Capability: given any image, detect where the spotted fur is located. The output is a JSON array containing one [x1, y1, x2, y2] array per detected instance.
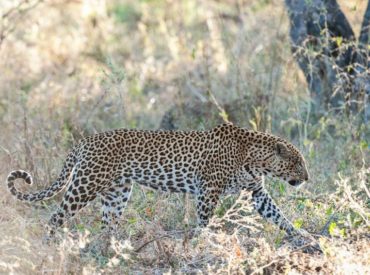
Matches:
[[6, 123, 309, 236]]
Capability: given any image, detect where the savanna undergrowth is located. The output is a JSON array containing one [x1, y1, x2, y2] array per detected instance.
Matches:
[[0, 0, 369, 273]]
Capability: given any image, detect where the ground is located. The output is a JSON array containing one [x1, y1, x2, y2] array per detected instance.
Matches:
[[0, 0, 369, 273]]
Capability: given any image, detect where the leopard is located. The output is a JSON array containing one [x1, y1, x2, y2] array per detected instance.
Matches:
[[6, 123, 310, 239]]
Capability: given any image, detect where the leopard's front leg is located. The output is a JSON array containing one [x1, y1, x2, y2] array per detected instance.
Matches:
[[252, 186, 297, 235], [196, 186, 221, 227], [252, 186, 322, 253]]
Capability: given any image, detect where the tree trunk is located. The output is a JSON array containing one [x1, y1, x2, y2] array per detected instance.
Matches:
[[285, 0, 369, 122]]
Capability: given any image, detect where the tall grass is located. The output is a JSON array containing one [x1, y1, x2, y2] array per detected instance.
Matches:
[[0, 0, 369, 273]]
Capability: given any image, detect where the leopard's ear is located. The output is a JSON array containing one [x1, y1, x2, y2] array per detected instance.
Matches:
[[275, 142, 290, 159]]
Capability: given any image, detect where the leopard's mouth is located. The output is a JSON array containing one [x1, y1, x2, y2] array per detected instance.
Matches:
[[288, 180, 303, 186]]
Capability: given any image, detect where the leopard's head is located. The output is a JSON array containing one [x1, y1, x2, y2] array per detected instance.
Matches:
[[269, 142, 309, 187]]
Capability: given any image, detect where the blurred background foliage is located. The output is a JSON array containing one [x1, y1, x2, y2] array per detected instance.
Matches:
[[1, 0, 368, 190], [0, 0, 369, 273]]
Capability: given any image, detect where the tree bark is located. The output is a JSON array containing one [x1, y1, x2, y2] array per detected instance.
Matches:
[[285, 0, 369, 122]]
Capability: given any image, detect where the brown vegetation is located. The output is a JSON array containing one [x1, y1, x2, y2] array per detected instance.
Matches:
[[0, 0, 369, 273]]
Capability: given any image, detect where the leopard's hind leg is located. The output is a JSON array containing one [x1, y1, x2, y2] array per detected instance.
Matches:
[[100, 179, 133, 233], [46, 164, 100, 239]]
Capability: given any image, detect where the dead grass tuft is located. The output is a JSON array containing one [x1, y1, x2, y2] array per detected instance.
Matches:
[[1, 0, 369, 273]]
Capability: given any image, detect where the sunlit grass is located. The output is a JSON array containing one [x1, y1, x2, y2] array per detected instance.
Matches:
[[0, 0, 369, 273]]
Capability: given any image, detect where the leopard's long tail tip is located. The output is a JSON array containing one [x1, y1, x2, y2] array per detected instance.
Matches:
[[6, 170, 33, 198]]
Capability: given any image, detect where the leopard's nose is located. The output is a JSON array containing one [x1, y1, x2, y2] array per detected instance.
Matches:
[[304, 171, 309, 182]]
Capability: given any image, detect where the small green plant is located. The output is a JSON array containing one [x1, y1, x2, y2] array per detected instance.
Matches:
[[111, 3, 140, 25], [215, 196, 237, 217]]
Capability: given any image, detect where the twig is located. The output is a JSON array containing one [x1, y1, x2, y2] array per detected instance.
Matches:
[[208, 90, 230, 123], [319, 197, 347, 235], [85, 88, 109, 127], [134, 228, 196, 253], [343, 184, 370, 226], [250, 259, 278, 275], [359, 160, 370, 199], [250, 242, 320, 275], [134, 234, 171, 253], [1, 0, 27, 19], [0, 0, 43, 48]]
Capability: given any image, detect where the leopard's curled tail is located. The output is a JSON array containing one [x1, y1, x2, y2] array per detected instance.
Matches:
[[6, 150, 77, 202]]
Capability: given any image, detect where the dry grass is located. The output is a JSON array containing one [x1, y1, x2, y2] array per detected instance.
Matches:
[[0, 0, 369, 274]]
